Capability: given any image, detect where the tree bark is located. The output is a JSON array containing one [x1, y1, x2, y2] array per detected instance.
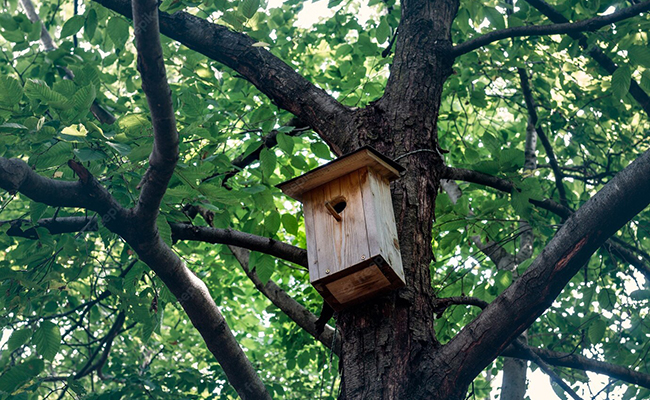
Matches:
[[335, 0, 460, 398]]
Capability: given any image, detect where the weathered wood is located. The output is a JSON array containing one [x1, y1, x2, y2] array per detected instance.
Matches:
[[278, 149, 405, 310], [277, 146, 404, 201], [309, 170, 370, 282], [360, 167, 405, 283]]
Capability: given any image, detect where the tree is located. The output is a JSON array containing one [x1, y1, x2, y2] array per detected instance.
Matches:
[[0, 0, 649, 398]]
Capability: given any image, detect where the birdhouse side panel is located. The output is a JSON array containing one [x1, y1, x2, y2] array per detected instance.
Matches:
[[360, 167, 405, 283], [302, 190, 321, 281], [307, 170, 371, 283]]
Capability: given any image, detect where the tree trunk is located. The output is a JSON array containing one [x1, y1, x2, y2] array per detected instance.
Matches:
[[336, 0, 461, 398]]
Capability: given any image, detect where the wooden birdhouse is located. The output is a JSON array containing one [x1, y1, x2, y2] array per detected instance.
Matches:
[[278, 146, 405, 311]]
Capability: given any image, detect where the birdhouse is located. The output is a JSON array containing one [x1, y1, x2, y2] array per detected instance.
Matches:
[[278, 146, 405, 311]]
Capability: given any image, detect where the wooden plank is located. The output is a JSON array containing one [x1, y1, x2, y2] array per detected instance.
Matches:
[[361, 167, 405, 283], [277, 147, 404, 201], [325, 264, 391, 304], [302, 190, 321, 281], [310, 171, 370, 284]]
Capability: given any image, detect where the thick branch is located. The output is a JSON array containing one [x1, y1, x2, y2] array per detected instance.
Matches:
[[0, 158, 126, 223], [171, 223, 308, 267], [91, 0, 354, 155], [1, 216, 309, 271], [452, 1, 650, 56], [130, 0, 178, 226], [502, 344, 650, 390], [524, 0, 650, 117], [437, 148, 650, 388]]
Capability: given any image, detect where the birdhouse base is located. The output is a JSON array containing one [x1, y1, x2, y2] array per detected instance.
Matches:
[[312, 255, 405, 311]]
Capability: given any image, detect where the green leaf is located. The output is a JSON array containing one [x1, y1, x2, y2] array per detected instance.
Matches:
[[640, 70, 650, 93], [0, 359, 44, 393], [60, 15, 85, 38], [255, 254, 275, 284], [281, 214, 299, 235], [157, 214, 172, 247], [30, 201, 48, 223], [630, 289, 650, 301], [32, 142, 72, 168], [265, 210, 281, 233], [335, 44, 353, 58], [0, 14, 18, 31], [376, 18, 390, 44], [61, 124, 88, 137], [311, 142, 331, 159], [0, 76, 23, 106], [32, 321, 61, 361], [24, 79, 72, 109], [511, 190, 532, 220], [597, 288, 616, 310], [588, 319, 607, 344], [276, 132, 294, 154], [72, 84, 96, 111], [84, 9, 98, 39], [628, 45, 650, 68], [611, 65, 632, 100], [107, 17, 129, 48], [259, 147, 277, 178], [73, 148, 106, 162], [239, 0, 260, 19], [7, 329, 31, 352], [484, 8, 505, 30]]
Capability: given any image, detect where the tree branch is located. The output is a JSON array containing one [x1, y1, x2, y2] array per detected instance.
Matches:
[[432, 296, 488, 316], [452, 1, 650, 57], [441, 165, 573, 218], [171, 223, 308, 267], [511, 340, 584, 400], [91, 0, 355, 155], [502, 344, 650, 390], [0, 215, 309, 271], [229, 246, 340, 354], [130, 0, 178, 227], [0, 158, 126, 223], [518, 68, 568, 207], [524, 0, 650, 117], [435, 147, 650, 389]]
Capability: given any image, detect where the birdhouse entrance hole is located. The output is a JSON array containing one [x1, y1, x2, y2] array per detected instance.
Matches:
[[325, 196, 347, 221]]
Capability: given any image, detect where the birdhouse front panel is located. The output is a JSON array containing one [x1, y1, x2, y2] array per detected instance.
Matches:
[[303, 169, 370, 282], [277, 146, 406, 311], [302, 166, 405, 310]]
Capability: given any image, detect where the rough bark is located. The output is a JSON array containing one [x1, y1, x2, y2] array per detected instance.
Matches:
[[334, 0, 460, 398], [434, 148, 650, 398]]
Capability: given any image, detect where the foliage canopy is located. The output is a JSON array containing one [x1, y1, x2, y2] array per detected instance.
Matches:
[[0, 0, 649, 399]]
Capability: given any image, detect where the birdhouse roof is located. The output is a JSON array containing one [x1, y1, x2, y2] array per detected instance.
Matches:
[[277, 146, 404, 202]]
